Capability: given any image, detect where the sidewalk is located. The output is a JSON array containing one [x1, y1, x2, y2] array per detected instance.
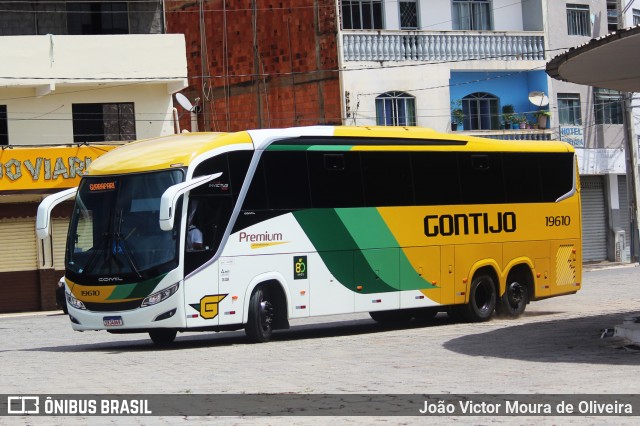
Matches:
[[583, 261, 639, 272]]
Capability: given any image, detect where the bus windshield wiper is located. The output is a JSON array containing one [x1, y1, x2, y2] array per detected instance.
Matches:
[[114, 209, 142, 278], [114, 232, 142, 278]]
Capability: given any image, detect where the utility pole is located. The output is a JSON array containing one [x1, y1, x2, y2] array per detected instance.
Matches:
[[623, 94, 640, 261]]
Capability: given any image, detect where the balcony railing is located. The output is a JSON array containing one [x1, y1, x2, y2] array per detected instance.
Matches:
[[342, 31, 545, 62], [458, 129, 553, 141]]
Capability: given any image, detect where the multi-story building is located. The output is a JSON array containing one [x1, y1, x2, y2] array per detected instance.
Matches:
[[169, 0, 634, 265], [0, 1, 187, 312]]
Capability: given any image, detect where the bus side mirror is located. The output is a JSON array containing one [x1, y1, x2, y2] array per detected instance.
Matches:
[[36, 187, 78, 240], [159, 173, 221, 231]]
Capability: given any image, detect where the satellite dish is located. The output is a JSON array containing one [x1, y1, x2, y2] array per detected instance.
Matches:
[[528, 91, 549, 107], [175, 93, 194, 111]]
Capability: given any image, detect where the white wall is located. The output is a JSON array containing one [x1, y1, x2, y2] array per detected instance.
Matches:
[[4, 85, 177, 145], [0, 34, 187, 145]]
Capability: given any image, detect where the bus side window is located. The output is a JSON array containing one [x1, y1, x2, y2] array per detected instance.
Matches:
[[503, 153, 543, 203], [263, 151, 311, 210], [459, 153, 505, 204], [412, 152, 461, 206], [361, 151, 414, 207], [308, 152, 364, 208], [540, 153, 575, 201]]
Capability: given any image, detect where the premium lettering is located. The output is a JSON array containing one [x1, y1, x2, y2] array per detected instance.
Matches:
[[239, 231, 283, 243], [424, 212, 516, 237]]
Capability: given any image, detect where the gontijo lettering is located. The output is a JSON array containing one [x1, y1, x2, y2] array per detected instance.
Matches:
[[424, 212, 516, 237]]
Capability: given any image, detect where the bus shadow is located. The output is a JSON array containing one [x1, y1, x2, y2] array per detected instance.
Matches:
[[29, 314, 461, 353], [443, 311, 640, 366]]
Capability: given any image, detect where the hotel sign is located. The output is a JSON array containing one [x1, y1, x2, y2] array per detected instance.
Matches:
[[559, 126, 584, 147], [0, 145, 118, 192]]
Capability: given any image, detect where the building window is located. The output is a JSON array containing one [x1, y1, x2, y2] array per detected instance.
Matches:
[[594, 89, 624, 125], [67, 2, 129, 35], [376, 91, 416, 126], [341, 0, 383, 30], [566, 4, 590, 36], [633, 9, 640, 26], [462, 92, 499, 130], [557, 93, 582, 125], [0, 105, 7, 146], [452, 0, 492, 31], [399, 0, 418, 30], [72, 103, 136, 143], [607, 0, 618, 31]]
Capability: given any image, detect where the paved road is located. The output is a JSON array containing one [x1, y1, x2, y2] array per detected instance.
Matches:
[[1, 265, 639, 424]]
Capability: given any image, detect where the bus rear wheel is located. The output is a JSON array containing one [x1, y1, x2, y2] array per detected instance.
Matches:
[[496, 280, 528, 318], [245, 286, 274, 343], [149, 329, 177, 346], [459, 273, 496, 322]]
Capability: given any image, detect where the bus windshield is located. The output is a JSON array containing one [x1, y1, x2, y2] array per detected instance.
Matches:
[[66, 170, 184, 279]]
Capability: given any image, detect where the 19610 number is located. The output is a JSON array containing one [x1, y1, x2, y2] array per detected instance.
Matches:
[[546, 216, 571, 227]]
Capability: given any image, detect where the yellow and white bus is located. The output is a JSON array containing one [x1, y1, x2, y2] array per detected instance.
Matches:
[[36, 126, 581, 345]]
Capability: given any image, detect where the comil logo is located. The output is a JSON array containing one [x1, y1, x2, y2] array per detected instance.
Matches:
[[7, 396, 40, 414]]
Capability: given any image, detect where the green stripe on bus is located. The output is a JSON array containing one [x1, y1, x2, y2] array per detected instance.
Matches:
[[107, 274, 167, 300], [267, 144, 353, 151], [293, 208, 435, 293]]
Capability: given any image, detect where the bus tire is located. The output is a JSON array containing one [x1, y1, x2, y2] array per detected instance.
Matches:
[[149, 329, 177, 346], [496, 279, 528, 318], [460, 273, 496, 322], [245, 286, 274, 343], [369, 309, 412, 323]]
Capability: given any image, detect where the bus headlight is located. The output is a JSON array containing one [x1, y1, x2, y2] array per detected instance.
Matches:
[[141, 283, 180, 307], [67, 292, 86, 310]]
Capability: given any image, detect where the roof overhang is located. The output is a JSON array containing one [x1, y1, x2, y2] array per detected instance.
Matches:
[[546, 25, 640, 92]]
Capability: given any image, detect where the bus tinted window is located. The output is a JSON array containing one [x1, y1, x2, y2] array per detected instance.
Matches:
[[459, 153, 505, 204], [191, 154, 230, 195], [242, 159, 268, 210], [413, 152, 461, 205], [540, 152, 574, 201], [503, 153, 543, 203], [361, 152, 414, 207], [308, 152, 364, 208], [263, 151, 311, 210], [228, 151, 253, 201]]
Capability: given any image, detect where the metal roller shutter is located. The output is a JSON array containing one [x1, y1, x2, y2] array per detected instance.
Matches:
[[0, 217, 40, 312], [581, 176, 608, 262], [0, 218, 38, 273]]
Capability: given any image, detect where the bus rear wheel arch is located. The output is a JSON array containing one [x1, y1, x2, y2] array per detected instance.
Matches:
[[496, 266, 531, 318], [244, 281, 289, 343]]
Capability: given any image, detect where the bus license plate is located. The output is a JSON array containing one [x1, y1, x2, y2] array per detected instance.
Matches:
[[103, 316, 123, 326]]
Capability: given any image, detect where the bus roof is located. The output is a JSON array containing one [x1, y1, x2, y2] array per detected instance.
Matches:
[[86, 131, 250, 175], [87, 126, 574, 175]]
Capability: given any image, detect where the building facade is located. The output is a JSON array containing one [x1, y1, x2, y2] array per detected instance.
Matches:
[[0, 1, 188, 312]]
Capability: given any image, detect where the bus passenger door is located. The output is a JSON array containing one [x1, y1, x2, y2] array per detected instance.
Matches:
[[400, 246, 441, 309], [354, 248, 400, 313]]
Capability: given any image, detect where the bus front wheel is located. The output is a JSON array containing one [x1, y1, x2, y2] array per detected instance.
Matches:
[[245, 286, 274, 343], [460, 273, 496, 322], [149, 329, 177, 346]]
